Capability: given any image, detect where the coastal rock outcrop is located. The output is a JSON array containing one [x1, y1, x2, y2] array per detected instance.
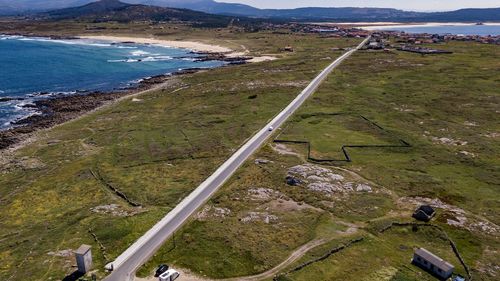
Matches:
[[286, 164, 373, 195]]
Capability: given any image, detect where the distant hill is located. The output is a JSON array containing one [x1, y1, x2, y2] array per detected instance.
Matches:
[[39, 0, 253, 28], [46, 0, 129, 18], [0, 0, 91, 15], [1, 0, 499, 22], [121, 1, 500, 22], [127, 0, 261, 16], [417, 8, 500, 22]]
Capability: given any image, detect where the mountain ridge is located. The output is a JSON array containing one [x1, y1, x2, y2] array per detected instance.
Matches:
[[0, 0, 499, 22], [39, 0, 256, 28]]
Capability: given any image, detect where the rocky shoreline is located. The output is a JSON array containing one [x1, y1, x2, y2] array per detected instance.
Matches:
[[0, 69, 201, 150], [0, 33, 255, 150], [189, 51, 252, 65]]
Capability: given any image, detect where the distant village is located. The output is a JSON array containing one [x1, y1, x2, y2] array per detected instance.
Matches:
[[261, 22, 499, 55], [254, 22, 498, 56], [300, 23, 499, 44]]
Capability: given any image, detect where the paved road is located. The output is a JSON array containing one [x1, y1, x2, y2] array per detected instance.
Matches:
[[104, 36, 370, 281]]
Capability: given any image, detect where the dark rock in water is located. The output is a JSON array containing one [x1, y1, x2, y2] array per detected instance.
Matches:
[[172, 68, 203, 75], [0, 97, 25, 102], [192, 52, 252, 63], [286, 176, 301, 186], [222, 56, 252, 62], [49, 35, 79, 40], [228, 61, 247, 65], [139, 74, 169, 86]]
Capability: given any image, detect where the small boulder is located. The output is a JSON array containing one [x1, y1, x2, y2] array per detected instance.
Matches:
[[286, 176, 301, 186], [254, 158, 271, 164]]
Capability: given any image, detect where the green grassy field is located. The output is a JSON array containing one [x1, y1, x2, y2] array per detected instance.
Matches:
[[0, 21, 361, 280], [138, 41, 499, 280]]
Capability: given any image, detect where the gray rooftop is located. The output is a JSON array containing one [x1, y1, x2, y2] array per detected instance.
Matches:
[[415, 248, 454, 272], [75, 244, 92, 255]]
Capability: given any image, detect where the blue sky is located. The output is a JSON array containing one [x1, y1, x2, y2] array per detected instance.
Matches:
[[218, 0, 500, 11]]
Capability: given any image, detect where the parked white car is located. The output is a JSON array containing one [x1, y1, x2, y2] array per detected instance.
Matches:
[[159, 269, 180, 281], [268, 126, 274, 131]]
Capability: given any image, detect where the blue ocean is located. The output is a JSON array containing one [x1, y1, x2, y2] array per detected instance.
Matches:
[[0, 35, 224, 129]]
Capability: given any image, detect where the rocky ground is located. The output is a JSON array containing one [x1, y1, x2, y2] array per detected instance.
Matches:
[[286, 163, 374, 195]]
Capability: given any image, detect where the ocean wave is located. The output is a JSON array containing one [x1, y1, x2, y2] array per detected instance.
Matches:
[[108, 55, 173, 63], [3, 111, 43, 128], [131, 50, 151, 56], [27, 91, 77, 98], [143, 56, 172, 62], [0, 35, 23, 40], [15, 36, 115, 48], [47, 39, 113, 48], [14, 101, 37, 111], [116, 45, 138, 49], [108, 59, 139, 63], [1, 35, 143, 49]]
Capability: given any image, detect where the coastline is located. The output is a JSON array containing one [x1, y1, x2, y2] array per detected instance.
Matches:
[[0, 69, 197, 151], [0, 35, 278, 152], [79, 35, 234, 54], [79, 35, 278, 62]]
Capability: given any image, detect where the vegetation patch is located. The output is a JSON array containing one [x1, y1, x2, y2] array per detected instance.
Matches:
[[274, 113, 411, 162]]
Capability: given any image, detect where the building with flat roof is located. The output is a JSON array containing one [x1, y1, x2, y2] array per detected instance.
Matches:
[[413, 248, 454, 280]]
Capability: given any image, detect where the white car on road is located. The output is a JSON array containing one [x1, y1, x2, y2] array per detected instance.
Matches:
[[159, 269, 180, 281]]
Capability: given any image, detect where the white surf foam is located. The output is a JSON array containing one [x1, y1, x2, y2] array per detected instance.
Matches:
[[0, 35, 22, 40], [131, 50, 151, 56], [142, 56, 173, 62], [116, 45, 138, 49], [13, 36, 116, 48], [108, 55, 173, 63], [14, 101, 35, 111]]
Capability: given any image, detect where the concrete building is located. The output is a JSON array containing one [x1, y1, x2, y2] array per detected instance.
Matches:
[[75, 244, 93, 274], [413, 248, 454, 280]]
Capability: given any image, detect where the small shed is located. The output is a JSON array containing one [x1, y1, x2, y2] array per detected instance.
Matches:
[[412, 248, 454, 280], [413, 205, 436, 222], [75, 244, 93, 274]]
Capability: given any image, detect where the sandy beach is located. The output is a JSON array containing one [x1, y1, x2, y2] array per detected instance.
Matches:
[[80, 35, 233, 53], [80, 35, 278, 62]]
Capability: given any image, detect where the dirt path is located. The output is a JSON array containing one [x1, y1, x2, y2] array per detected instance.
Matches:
[[223, 239, 326, 281], [136, 239, 327, 281]]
